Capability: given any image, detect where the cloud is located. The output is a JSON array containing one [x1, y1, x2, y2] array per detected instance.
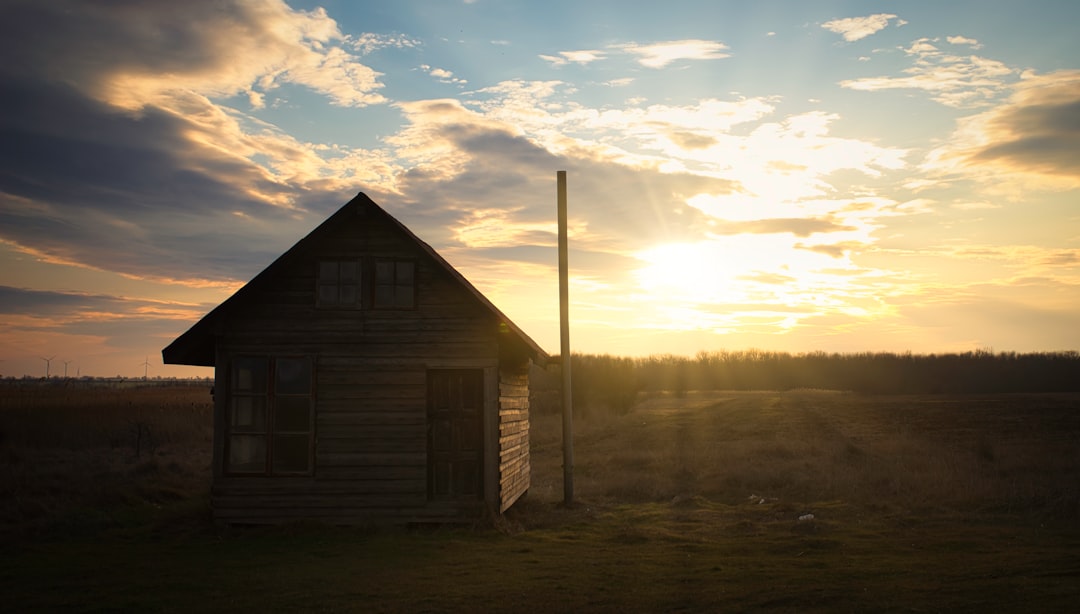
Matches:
[[946, 35, 982, 49], [0, 0, 386, 110], [0, 71, 395, 285], [422, 65, 468, 85], [0, 285, 206, 319], [0, 285, 212, 360], [387, 98, 737, 252], [0, 1, 402, 286], [922, 70, 1080, 190], [614, 40, 730, 68], [821, 14, 900, 42], [539, 50, 606, 66], [543, 40, 729, 70], [349, 32, 422, 55], [840, 38, 1015, 108]]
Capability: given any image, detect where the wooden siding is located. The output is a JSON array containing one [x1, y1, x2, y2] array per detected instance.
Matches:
[[209, 209, 504, 524], [498, 362, 530, 512]]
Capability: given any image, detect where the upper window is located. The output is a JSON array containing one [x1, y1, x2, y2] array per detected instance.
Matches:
[[226, 356, 313, 475], [318, 260, 360, 308], [374, 260, 416, 309]]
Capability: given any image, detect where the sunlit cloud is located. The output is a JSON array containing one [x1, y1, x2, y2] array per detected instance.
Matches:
[[840, 37, 1015, 108], [946, 35, 982, 49], [614, 39, 730, 68], [922, 70, 1080, 191], [821, 14, 902, 42], [6, 0, 391, 111], [421, 65, 467, 85], [452, 208, 557, 248]]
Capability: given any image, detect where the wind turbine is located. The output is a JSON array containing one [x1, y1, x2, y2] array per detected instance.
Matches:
[[41, 355, 55, 378], [140, 356, 151, 380], [62, 360, 73, 379]]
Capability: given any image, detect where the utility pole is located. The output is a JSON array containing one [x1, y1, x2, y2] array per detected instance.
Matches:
[[557, 170, 574, 505]]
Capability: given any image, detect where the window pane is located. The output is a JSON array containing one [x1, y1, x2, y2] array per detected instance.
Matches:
[[339, 284, 358, 305], [273, 434, 310, 473], [375, 261, 394, 284], [374, 284, 394, 308], [230, 396, 266, 431], [319, 261, 338, 281], [228, 435, 266, 472], [395, 261, 415, 284], [233, 357, 267, 393], [275, 396, 310, 432], [339, 260, 359, 282], [395, 285, 415, 308], [275, 357, 310, 395]]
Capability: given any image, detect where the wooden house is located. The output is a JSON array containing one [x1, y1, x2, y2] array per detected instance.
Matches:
[[163, 193, 547, 524]]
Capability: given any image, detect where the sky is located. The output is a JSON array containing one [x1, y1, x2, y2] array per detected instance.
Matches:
[[1, 0, 1079, 378]]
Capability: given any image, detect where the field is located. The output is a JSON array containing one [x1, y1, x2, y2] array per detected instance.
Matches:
[[2, 384, 1080, 612]]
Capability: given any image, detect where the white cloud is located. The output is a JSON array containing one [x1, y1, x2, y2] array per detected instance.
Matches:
[[614, 39, 730, 68], [540, 50, 606, 66], [426, 66, 467, 85], [822, 14, 899, 42], [840, 37, 1015, 108], [349, 32, 422, 55]]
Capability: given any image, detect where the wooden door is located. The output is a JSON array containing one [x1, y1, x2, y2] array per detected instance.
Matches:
[[427, 369, 484, 500]]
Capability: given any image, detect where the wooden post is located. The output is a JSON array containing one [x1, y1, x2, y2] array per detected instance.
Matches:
[[557, 170, 574, 505]]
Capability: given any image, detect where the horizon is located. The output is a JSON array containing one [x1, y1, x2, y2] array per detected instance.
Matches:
[[2, 1, 1079, 378]]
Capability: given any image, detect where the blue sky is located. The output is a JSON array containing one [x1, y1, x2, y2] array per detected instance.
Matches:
[[1, 0, 1079, 377]]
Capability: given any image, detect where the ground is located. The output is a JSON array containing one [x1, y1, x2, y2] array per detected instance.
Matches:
[[2, 386, 1079, 612]]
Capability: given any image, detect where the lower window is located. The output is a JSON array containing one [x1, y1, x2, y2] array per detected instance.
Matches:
[[226, 356, 313, 475]]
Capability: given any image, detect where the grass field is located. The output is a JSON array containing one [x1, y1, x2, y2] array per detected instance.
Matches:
[[2, 385, 1079, 612]]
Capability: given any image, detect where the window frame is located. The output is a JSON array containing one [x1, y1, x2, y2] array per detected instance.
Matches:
[[372, 258, 417, 310], [224, 355, 315, 477], [316, 259, 362, 309]]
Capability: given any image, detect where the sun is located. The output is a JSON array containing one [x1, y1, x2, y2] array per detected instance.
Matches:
[[631, 235, 872, 336], [635, 237, 802, 305]]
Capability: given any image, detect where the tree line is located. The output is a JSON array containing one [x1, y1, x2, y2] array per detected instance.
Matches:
[[532, 350, 1080, 413]]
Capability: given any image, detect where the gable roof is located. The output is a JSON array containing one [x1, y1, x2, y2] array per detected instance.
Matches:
[[162, 192, 548, 367]]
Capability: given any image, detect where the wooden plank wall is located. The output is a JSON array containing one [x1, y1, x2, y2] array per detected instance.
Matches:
[[498, 362, 530, 512], [210, 209, 499, 524]]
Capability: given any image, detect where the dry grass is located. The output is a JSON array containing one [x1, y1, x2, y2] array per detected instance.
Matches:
[[0, 384, 213, 535], [530, 391, 1080, 518], [3, 386, 1079, 612]]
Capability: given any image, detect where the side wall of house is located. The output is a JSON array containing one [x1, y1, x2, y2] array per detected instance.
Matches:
[[211, 207, 501, 524], [498, 360, 531, 512]]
